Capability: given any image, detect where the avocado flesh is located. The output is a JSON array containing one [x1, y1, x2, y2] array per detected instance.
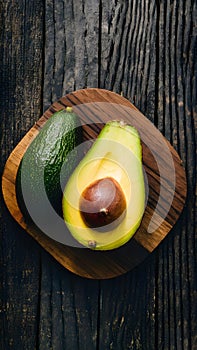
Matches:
[[63, 121, 145, 250]]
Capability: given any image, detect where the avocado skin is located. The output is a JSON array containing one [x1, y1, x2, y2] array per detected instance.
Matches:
[[16, 108, 82, 220]]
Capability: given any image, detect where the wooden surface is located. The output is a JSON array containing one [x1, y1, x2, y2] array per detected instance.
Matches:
[[0, 0, 196, 349], [2, 88, 187, 279]]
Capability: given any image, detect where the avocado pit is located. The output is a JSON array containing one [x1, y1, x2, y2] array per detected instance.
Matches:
[[79, 177, 126, 231]]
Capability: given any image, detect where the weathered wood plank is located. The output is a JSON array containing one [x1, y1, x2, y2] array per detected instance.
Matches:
[[100, 0, 157, 123], [156, 1, 197, 349], [43, 0, 100, 110], [0, 2, 44, 349], [37, 254, 98, 350]]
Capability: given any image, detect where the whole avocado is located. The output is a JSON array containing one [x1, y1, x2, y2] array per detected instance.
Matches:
[[16, 107, 82, 221]]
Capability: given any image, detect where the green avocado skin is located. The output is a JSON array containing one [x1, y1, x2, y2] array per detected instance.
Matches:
[[16, 108, 82, 220]]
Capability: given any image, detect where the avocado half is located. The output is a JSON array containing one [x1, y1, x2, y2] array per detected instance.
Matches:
[[62, 121, 145, 250]]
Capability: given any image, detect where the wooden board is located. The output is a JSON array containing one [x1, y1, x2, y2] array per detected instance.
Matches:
[[1, 88, 187, 279]]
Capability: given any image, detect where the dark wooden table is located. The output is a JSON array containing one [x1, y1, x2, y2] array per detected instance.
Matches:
[[0, 1, 196, 349]]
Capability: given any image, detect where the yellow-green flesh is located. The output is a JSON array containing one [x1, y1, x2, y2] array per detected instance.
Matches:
[[63, 121, 145, 250]]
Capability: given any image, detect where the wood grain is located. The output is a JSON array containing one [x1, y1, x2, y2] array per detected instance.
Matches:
[[0, 0, 196, 349], [2, 88, 187, 279], [0, 1, 44, 349]]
